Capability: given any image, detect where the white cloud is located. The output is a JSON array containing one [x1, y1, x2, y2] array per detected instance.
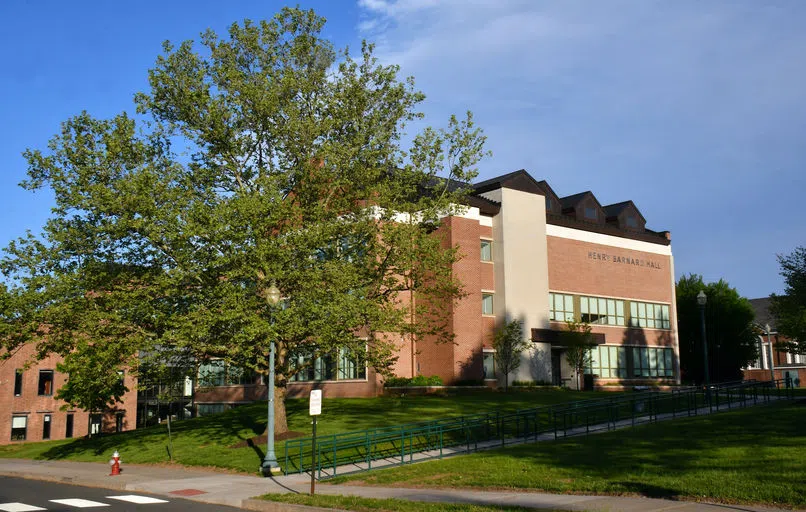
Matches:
[[355, 0, 806, 297]]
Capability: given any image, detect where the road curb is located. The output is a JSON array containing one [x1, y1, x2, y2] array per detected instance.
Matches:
[[242, 498, 348, 512]]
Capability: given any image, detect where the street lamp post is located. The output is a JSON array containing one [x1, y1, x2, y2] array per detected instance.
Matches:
[[696, 291, 710, 397], [765, 323, 775, 384], [262, 282, 282, 476]]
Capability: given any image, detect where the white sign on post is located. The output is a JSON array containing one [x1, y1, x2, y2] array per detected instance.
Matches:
[[309, 390, 322, 416]]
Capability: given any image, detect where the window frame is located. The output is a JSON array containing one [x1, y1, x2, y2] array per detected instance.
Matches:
[[480, 239, 493, 262], [42, 414, 51, 440], [14, 369, 23, 396], [549, 292, 575, 322], [482, 349, 496, 380], [11, 416, 27, 441], [481, 292, 495, 316], [38, 370, 54, 396]]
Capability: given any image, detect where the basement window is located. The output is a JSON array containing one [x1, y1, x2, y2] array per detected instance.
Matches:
[[11, 416, 27, 441]]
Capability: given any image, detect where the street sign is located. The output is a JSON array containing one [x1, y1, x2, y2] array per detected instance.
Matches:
[[309, 390, 322, 416]]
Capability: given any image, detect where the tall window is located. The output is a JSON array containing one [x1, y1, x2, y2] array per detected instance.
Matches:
[[549, 293, 574, 322], [290, 347, 367, 382], [480, 240, 493, 262], [11, 416, 27, 441], [588, 345, 628, 378], [42, 415, 51, 440], [90, 415, 102, 435], [483, 349, 496, 379], [632, 347, 674, 377], [14, 369, 23, 396], [481, 293, 494, 316], [580, 296, 625, 326], [198, 361, 258, 387], [629, 302, 671, 329], [38, 370, 54, 396], [65, 414, 74, 438]]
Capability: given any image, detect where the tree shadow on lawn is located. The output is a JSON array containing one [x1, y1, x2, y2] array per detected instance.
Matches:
[[492, 404, 806, 503], [40, 403, 270, 461]]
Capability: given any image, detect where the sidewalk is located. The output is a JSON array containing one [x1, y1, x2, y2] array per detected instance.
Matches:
[[0, 458, 801, 512]]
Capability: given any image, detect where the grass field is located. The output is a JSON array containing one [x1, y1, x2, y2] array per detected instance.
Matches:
[[0, 388, 597, 474], [329, 400, 806, 507], [258, 493, 548, 512]]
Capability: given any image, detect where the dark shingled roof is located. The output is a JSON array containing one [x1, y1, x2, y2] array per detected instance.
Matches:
[[473, 169, 544, 196], [749, 297, 776, 331], [559, 191, 594, 210]]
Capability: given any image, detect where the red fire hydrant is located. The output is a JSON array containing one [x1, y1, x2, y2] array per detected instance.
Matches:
[[109, 450, 121, 476]]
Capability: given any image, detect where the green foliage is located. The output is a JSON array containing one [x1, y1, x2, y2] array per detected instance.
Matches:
[[384, 375, 443, 387], [491, 319, 527, 392], [770, 246, 806, 353], [560, 321, 597, 390], [511, 380, 553, 387], [0, 8, 489, 430], [676, 275, 757, 383]]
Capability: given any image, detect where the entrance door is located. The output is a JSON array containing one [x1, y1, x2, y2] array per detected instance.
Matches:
[[551, 350, 562, 386]]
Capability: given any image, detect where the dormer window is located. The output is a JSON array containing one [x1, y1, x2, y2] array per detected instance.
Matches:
[[584, 207, 597, 220], [546, 197, 552, 211], [626, 216, 638, 228]]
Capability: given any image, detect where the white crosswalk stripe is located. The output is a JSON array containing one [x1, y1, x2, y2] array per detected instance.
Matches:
[[0, 503, 47, 512], [48, 499, 109, 508], [105, 495, 169, 504]]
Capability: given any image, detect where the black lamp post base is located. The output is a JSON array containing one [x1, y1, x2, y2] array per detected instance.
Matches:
[[261, 463, 281, 477]]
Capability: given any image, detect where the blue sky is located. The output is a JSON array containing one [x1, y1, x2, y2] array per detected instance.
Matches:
[[1, 0, 803, 299]]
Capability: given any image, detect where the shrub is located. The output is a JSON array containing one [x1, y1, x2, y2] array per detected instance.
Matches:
[[383, 375, 443, 387]]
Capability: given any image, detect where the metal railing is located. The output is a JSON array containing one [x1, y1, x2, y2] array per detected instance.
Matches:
[[282, 379, 794, 477]]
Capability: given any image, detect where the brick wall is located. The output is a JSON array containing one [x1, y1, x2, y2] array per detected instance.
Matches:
[[1, 344, 137, 445]]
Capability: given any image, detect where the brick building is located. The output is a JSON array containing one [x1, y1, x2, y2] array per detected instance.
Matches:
[[0, 343, 137, 444], [195, 169, 680, 414], [4, 169, 681, 438], [744, 297, 804, 386]]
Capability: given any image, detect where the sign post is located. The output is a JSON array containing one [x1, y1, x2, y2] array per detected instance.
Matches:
[[309, 390, 322, 495]]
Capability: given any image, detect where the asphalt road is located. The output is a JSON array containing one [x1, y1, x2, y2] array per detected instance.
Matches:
[[0, 476, 244, 511]]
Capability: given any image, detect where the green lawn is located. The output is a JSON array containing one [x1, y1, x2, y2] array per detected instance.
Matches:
[[258, 493, 549, 512], [0, 388, 598, 474], [329, 400, 806, 507]]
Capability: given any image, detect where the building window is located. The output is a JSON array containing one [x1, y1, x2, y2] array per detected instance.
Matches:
[[90, 415, 102, 435], [14, 369, 23, 396], [587, 345, 628, 378], [482, 350, 496, 379], [480, 240, 493, 262], [116, 413, 124, 433], [629, 301, 671, 329], [197, 404, 228, 417], [632, 347, 674, 378], [38, 370, 54, 396], [42, 414, 51, 440], [11, 416, 27, 441], [580, 296, 625, 326], [198, 360, 258, 387], [625, 216, 638, 228], [65, 414, 74, 438], [584, 206, 597, 220], [290, 347, 367, 382], [549, 293, 575, 322], [481, 293, 494, 316], [545, 197, 552, 211]]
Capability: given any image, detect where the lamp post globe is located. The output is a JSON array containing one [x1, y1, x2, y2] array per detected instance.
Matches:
[[262, 281, 282, 476]]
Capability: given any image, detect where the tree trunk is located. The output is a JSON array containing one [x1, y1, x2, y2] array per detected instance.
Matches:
[[274, 385, 289, 435], [87, 408, 93, 439]]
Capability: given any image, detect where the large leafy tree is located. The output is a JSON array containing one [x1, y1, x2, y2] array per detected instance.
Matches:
[[560, 321, 597, 391], [0, 8, 488, 434], [676, 275, 758, 384], [770, 247, 806, 354]]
